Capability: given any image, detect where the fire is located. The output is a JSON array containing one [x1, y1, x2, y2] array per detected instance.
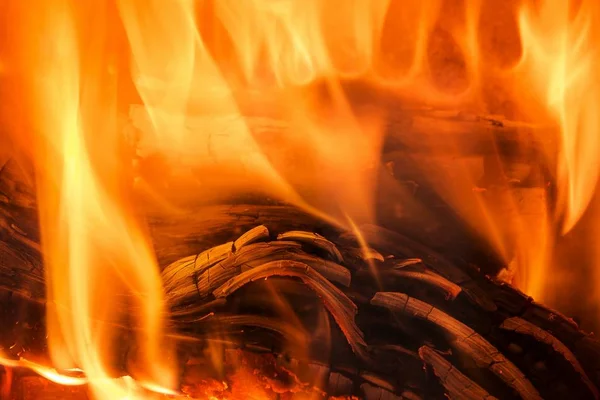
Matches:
[[508, 0, 600, 300], [0, 352, 86, 386], [12, 1, 176, 398], [516, 0, 600, 235], [1, 0, 600, 398]]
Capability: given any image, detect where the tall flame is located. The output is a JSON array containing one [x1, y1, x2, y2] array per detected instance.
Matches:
[[517, 0, 600, 235], [19, 1, 175, 398], [510, 0, 600, 300]]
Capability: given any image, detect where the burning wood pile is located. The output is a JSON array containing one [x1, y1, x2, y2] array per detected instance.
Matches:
[[1, 0, 600, 399], [1, 199, 600, 399]]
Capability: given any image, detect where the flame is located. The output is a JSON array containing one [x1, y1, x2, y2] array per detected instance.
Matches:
[[516, 0, 600, 235], [15, 1, 175, 398], [3, 0, 600, 396], [0, 352, 86, 386], [508, 0, 600, 300], [121, 0, 388, 225]]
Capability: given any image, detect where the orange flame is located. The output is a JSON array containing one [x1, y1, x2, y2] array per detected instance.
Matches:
[[507, 0, 600, 300], [0, 352, 86, 386], [516, 0, 600, 235], [3, 0, 600, 396], [15, 1, 176, 398]]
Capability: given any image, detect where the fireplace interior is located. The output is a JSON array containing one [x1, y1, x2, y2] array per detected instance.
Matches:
[[1, 1, 600, 399]]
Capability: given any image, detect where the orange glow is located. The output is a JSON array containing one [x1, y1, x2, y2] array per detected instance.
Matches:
[[13, 1, 176, 399], [2, 0, 600, 397], [0, 365, 13, 400], [0, 352, 86, 386], [516, 0, 600, 235], [508, 0, 600, 299]]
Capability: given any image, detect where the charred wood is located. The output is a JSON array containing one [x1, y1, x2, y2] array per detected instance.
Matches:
[[418, 346, 497, 400], [4, 220, 600, 399], [370, 292, 541, 400]]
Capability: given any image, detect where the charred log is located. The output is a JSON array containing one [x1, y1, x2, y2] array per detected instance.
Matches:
[[4, 219, 600, 399]]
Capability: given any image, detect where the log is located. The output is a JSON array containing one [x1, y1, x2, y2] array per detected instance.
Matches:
[[159, 226, 600, 398], [0, 185, 330, 302], [500, 317, 598, 399], [0, 96, 553, 301], [4, 221, 600, 399], [129, 95, 551, 160], [370, 292, 542, 400]]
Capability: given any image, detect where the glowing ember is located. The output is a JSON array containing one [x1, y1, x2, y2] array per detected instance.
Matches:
[[0, 0, 599, 398]]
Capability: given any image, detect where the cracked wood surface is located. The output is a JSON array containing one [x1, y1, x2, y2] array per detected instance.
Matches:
[[418, 346, 497, 400], [371, 292, 542, 400]]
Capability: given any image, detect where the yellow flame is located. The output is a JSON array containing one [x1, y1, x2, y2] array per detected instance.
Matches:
[[19, 1, 175, 398], [120, 0, 388, 226], [517, 0, 600, 235], [510, 0, 600, 299], [0, 352, 86, 386]]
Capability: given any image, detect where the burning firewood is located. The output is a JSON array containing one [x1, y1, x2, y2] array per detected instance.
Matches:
[[6, 0, 600, 397], [137, 224, 600, 398], [371, 292, 541, 400], [0, 149, 599, 398], [0, 110, 593, 399], [499, 317, 599, 399]]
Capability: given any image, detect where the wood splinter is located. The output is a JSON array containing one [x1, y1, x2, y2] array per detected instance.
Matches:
[[389, 269, 462, 300], [277, 230, 344, 263], [233, 225, 270, 251], [213, 259, 367, 359]]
